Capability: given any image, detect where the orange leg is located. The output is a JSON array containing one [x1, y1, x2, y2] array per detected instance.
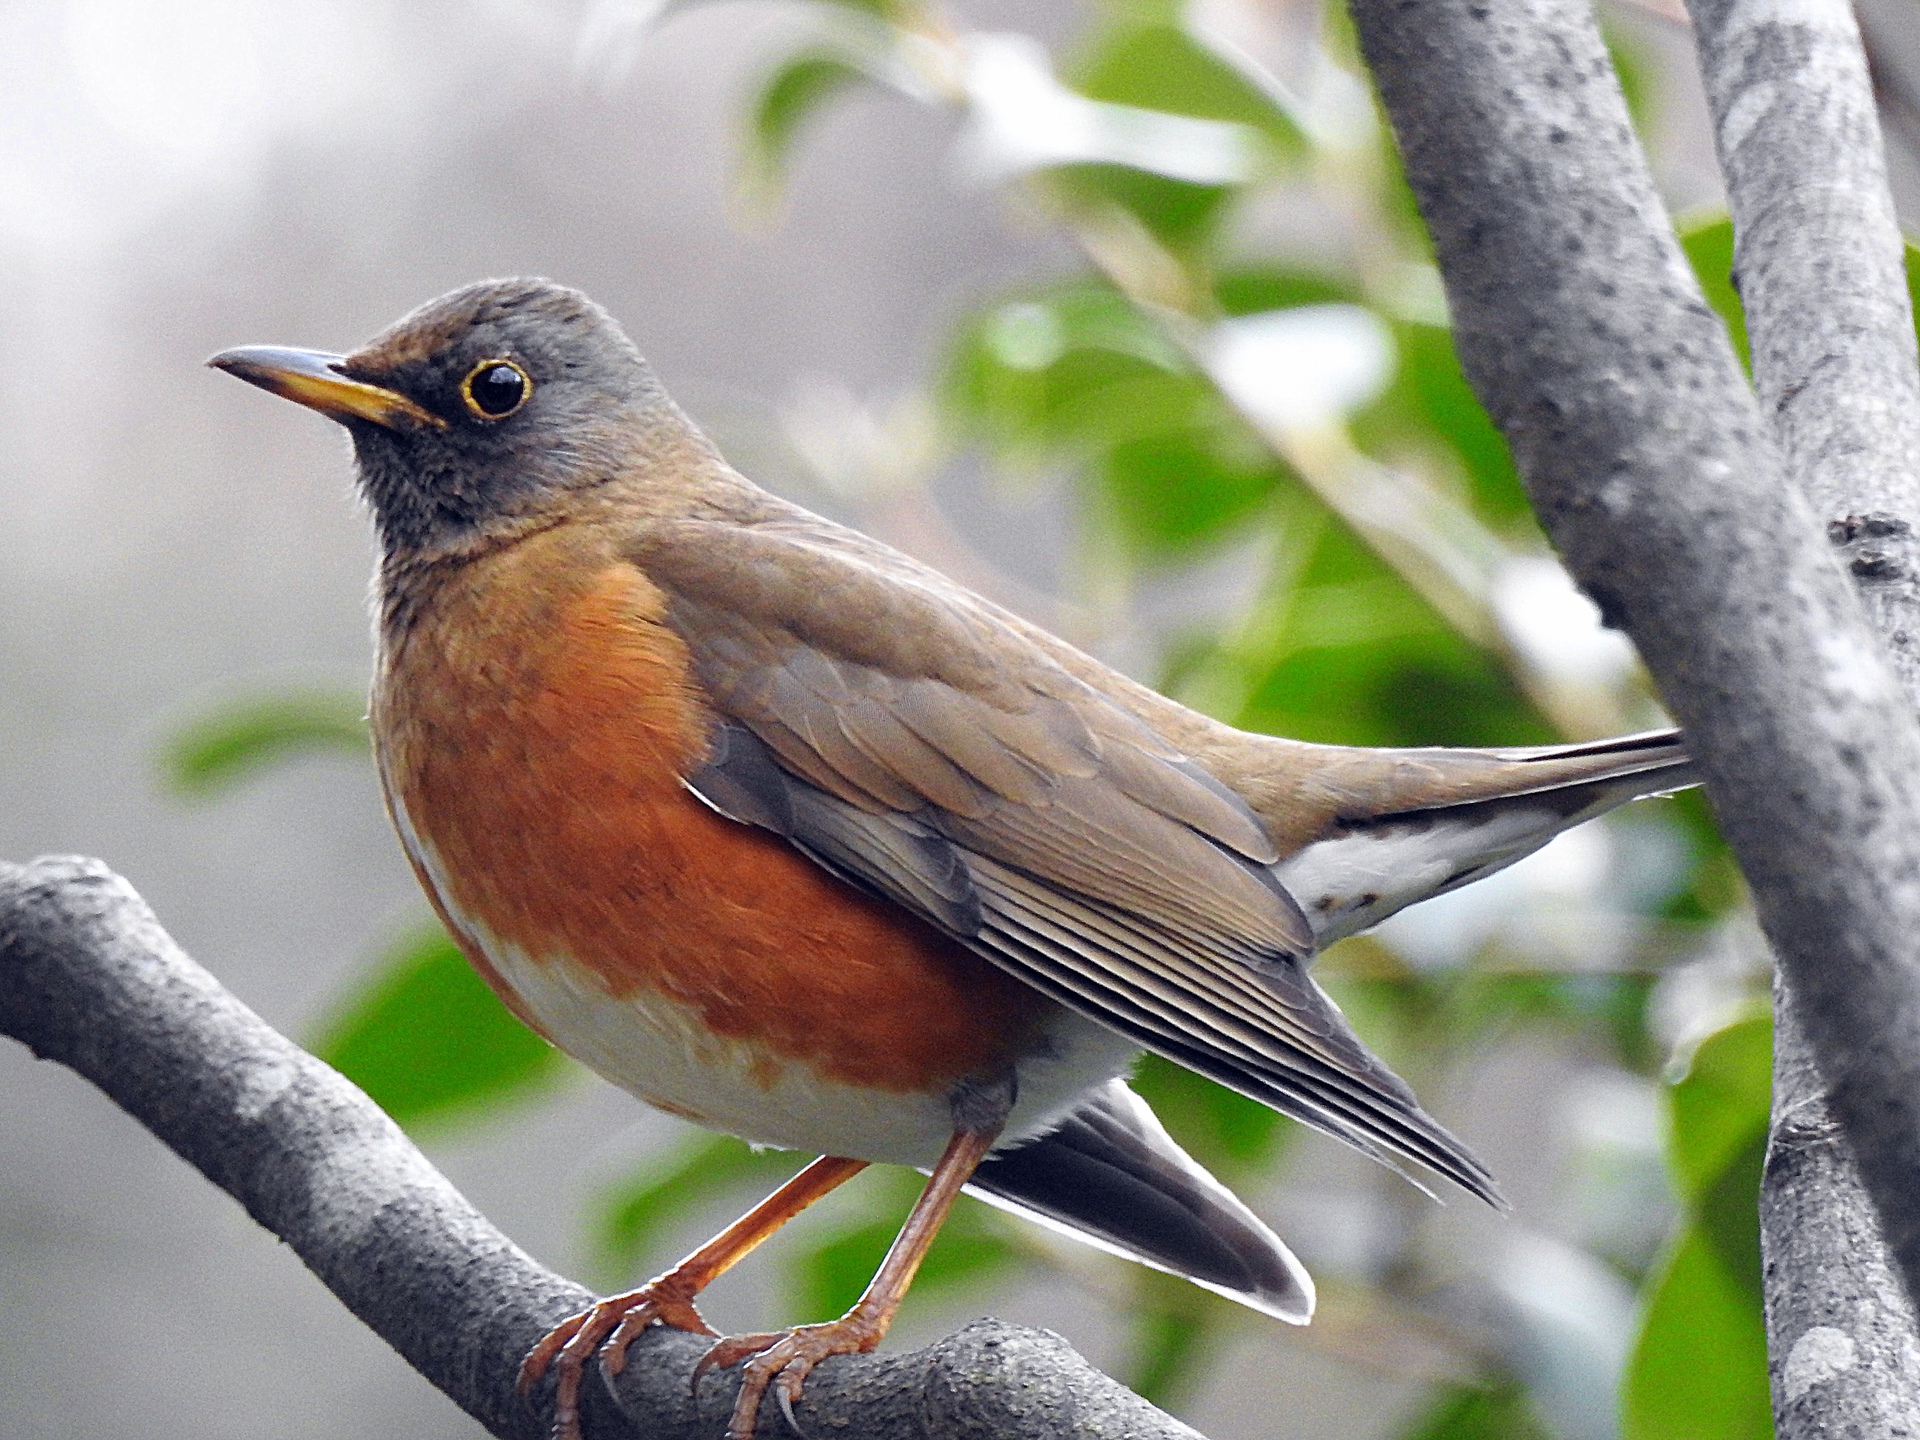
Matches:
[[521, 1154, 868, 1440], [695, 1125, 1001, 1440]]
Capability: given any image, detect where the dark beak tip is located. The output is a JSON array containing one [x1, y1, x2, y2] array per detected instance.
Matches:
[[203, 344, 444, 432], [205, 347, 284, 386]]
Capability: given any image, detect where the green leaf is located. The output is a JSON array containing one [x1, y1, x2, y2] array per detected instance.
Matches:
[[1696, 1130, 1766, 1305], [594, 1136, 800, 1282], [1097, 430, 1283, 557], [1605, 24, 1655, 136], [1073, 22, 1307, 156], [796, 1215, 896, 1318], [1398, 1381, 1552, 1440], [1046, 164, 1235, 254], [1622, 1225, 1770, 1440], [1213, 266, 1358, 318], [1241, 620, 1550, 749], [1168, 518, 1549, 745], [945, 284, 1192, 456], [161, 690, 369, 797], [1121, 1266, 1232, 1408], [743, 52, 867, 194], [309, 924, 568, 1131], [1621, 1012, 1772, 1440], [947, 281, 1301, 557], [1031, 14, 1312, 254], [1667, 1012, 1771, 1203], [1679, 218, 1748, 372], [1355, 322, 1534, 528], [1655, 788, 1742, 924]]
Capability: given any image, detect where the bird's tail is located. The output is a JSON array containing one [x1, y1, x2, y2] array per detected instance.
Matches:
[[967, 1079, 1314, 1323], [1269, 727, 1695, 948]]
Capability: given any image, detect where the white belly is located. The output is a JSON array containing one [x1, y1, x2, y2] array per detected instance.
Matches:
[[393, 795, 1139, 1165], [483, 931, 1139, 1164]]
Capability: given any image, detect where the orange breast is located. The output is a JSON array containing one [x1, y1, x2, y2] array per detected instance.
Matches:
[[374, 527, 1047, 1098]]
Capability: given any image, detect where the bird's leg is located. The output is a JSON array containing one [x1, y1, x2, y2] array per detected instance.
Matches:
[[522, 1154, 868, 1440], [697, 1079, 1012, 1440]]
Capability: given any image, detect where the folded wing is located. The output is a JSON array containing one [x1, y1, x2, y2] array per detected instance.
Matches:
[[630, 511, 1500, 1204]]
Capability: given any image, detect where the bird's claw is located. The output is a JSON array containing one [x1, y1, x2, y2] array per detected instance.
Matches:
[[696, 1315, 885, 1439], [521, 1281, 718, 1440]]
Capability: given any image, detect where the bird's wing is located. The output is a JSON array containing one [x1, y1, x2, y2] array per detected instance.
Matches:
[[629, 514, 1499, 1204]]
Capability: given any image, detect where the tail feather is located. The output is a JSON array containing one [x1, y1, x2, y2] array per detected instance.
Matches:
[[1275, 729, 1696, 948], [968, 1079, 1313, 1323], [1479, 731, 1693, 801]]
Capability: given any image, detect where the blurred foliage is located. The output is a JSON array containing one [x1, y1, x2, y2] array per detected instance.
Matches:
[[1623, 1012, 1772, 1440], [309, 925, 570, 1130], [167, 2, 1919, 1437], [1403, 1382, 1554, 1440], [790, 1177, 1023, 1318], [594, 1133, 801, 1282], [160, 689, 369, 797], [743, 52, 865, 196]]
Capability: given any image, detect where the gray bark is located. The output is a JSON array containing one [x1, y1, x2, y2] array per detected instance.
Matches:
[[1346, 0, 1920, 1354], [1763, 988, 1920, 1432], [0, 855, 1201, 1440], [1682, 0, 1920, 1426]]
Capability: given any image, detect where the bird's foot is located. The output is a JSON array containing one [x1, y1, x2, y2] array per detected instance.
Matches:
[[694, 1311, 888, 1439], [521, 1277, 719, 1440]]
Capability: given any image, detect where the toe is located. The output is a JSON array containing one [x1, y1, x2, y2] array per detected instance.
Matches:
[[519, 1310, 588, 1393], [524, 1285, 720, 1440], [773, 1362, 812, 1436]]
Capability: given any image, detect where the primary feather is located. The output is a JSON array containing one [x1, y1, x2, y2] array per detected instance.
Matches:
[[649, 497, 1688, 1206]]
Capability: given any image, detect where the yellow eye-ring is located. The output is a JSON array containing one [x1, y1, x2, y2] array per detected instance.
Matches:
[[460, 358, 531, 420]]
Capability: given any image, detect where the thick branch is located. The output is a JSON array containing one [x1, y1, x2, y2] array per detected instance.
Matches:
[[0, 855, 1200, 1440], [1346, 0, 1920, 1324], [1681, 0, 1920, 1427], [1688, 0, 1920, 547]]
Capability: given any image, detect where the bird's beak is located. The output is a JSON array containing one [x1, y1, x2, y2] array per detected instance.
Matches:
[[207, 346, 447, 431]]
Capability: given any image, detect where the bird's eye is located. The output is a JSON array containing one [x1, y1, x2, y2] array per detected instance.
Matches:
[[460, 359, 531, 419]]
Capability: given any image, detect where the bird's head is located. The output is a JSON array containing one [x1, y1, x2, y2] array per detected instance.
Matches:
[[210, 278, 679, 558]]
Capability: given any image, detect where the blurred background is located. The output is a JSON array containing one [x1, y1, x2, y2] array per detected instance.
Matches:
[[2, 1, 1915, 1437]]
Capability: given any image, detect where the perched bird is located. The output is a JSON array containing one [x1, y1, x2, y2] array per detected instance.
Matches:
[[212, 279, 1691, 1439]]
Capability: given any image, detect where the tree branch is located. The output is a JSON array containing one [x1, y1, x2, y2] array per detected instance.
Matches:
[[1679, 0, 1920, 1426], [1346, 0, 1920, 1333], [0, 855, 1202, 1440]]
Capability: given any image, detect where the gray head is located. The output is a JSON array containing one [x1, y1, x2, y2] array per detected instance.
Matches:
[[210, 278, 673, 556]]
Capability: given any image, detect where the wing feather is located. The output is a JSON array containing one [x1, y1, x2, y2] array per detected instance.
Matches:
[[646, 516, 1496, 1201]]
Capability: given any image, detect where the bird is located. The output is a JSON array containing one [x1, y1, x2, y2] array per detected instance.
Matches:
[[210, 278, 1693, 1440]]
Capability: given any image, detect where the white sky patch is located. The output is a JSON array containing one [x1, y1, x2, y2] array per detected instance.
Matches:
[[1495, 555, 1640, 690], [0, 0, 416, 253], [1205, 304, 1395, 433], [957, 32, 1261, 185], [65, 0, 276, 173], [573, 0, 674, 94], [1374, 823, 1614, 969], [1495, 1231, 1637, 1440]]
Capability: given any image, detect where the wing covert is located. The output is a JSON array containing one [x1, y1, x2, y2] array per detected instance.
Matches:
[[649, 516, 1496, 1202]]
